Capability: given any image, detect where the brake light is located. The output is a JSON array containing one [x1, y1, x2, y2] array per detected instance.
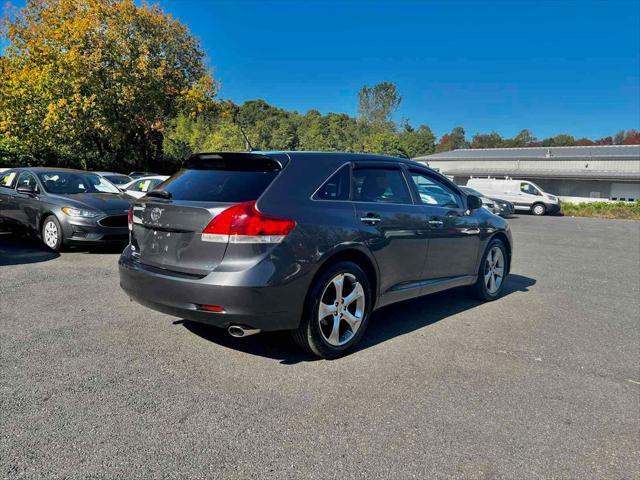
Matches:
[[127, 206, 133, 231], [201, 201, 295, 243]]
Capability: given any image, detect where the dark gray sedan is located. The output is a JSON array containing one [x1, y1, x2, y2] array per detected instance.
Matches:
[[0, 167, 131, 251], [119, 152, 513, 358]]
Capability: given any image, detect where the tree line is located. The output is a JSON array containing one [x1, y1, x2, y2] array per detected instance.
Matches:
[[1, 0, 638, 174]]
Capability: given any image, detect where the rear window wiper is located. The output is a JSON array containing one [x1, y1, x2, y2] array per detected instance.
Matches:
[[146, 190, 172, 199]]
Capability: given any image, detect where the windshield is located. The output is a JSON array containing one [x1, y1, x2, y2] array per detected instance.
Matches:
[[104, 174, 131, 185], [37, 172, 121, 194]]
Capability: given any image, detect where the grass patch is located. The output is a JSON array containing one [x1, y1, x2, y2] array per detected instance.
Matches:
[[561, 201, 640, 220]]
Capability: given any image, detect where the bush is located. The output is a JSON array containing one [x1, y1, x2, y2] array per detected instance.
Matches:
[[561, 201, 640, 220]]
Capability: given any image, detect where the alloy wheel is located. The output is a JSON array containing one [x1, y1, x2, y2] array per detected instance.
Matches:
[[484, 246, 504, 295], [318, 272, 366, 346], [44, 220, 58, 249]]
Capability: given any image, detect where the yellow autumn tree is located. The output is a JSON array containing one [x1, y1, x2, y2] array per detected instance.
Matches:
[[0, 0, 218, 170]]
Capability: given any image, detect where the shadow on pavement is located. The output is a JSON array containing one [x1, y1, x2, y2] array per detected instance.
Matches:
[[0, 231, 126, 266], [0, 232, 60, 266], [181, 274, 536, 364]]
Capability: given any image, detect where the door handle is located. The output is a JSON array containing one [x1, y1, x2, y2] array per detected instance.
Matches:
[[460, 228, 480, 235], [360, 216, 381, 225], [428, 220, 444, 227]]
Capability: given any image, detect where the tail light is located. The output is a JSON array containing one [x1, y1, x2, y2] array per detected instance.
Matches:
[[201, 201, 295, 244], [127, 206, 133, 231]]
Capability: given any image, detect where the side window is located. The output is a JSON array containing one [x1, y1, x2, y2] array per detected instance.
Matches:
[[352, 167, 412, 204], [314, 165, 350, 201], [0, 170, 18, 188], [129, 179, 152, 192], [520, 182, 541, 196], [408, 170, 461, 208], [16, 172, 39, 192]]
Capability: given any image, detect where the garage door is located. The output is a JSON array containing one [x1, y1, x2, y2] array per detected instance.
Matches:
[[610, 183, 640, 202]]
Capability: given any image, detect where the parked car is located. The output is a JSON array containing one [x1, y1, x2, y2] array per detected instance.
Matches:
[[460, 186, 514, 217], [466, 178, 559, 216], [0, 167, 131, 251], [121, 175, 169, 198], [128, 171, 158, 180], [119, 152, 513, 358], [94, 171, 133, 187]]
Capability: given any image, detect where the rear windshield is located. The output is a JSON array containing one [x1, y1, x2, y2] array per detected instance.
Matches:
[[160, 169, 278, 202]]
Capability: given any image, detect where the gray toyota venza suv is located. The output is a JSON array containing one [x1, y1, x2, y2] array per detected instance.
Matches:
[[119, 152, 512, 358]]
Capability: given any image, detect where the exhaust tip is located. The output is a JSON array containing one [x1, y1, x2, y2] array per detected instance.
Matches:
[[228, 325, 261, 338]]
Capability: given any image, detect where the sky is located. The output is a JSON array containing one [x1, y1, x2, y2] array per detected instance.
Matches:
[[3, 0, 640, 139]]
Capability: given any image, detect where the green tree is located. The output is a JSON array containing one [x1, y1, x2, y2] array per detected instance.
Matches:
[[542, 134, 575, 147], [398, 124, 436, 157], [436, 127, 468, 152], [358, 82, 402, 131], [512, 129, 537, 146], [470, 131, 504, 149], [0, 0, 218, 171], [363, 131, 408, 157]]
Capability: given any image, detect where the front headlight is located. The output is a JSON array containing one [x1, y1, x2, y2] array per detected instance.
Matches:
[[61, 207, 100, 218]]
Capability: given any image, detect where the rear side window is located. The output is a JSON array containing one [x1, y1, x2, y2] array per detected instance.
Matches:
[[1, 170, 17, 188], [161, 169, 278, 202], [352, 167, 412, 204], [314, 165, 350, 201]]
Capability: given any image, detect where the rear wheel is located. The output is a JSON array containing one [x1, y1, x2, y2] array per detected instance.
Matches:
[[471, 239, 507, 301], [293, 261, 371, 359], [41, 215, 64, 252], [531, 203, 546, 216]]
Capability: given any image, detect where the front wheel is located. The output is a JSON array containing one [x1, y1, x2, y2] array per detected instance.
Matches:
[[293, 261, 372, 359], [531, 203, 546, 216], [41, 215, 64, 252], [471, 240, 508, 301]]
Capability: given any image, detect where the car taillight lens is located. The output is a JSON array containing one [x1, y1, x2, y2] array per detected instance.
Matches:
[[201, 201, 295, 244], [127, 207, 133, 231]]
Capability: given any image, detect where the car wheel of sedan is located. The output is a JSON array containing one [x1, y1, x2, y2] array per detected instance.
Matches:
[[472, 239, 508, 301], [293, 261, 372, 359], [531, 203, 546, 216], [42, 215, 64, 252]]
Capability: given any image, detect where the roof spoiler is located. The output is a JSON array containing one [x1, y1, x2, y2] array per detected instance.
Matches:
[[182, 152, 283, 171]]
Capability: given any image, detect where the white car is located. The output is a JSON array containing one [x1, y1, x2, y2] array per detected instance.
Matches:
[[121, 175, 169, 198], [466, 178, 560, 216]]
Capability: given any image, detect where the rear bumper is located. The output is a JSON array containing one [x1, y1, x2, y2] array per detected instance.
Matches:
[[118, 248, 306, 331]]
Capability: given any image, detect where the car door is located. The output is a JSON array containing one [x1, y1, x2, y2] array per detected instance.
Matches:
[[518, 181, 543, 207], [13, 171, 42, 230], [351, 163, 428, 299], [406, 168, 480, 280]]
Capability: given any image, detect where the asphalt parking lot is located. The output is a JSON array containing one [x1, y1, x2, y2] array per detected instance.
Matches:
[[1, 215, 638, 479]]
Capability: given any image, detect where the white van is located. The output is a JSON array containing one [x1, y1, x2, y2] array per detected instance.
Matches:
[[466, 178, 560, 216]]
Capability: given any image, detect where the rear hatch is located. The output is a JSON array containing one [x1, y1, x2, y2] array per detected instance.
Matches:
[[130, 153, 282, 276]]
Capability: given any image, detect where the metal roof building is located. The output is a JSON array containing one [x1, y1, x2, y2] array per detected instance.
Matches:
[[414, 145, 640, 202]]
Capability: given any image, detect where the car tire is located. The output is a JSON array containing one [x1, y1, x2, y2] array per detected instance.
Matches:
[[293, 261, 372, 359], [471, 239, 508, 301], [531, 203, 546, 216], [41, 215, 64, 252]]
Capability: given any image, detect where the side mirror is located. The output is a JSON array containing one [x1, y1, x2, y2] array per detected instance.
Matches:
[[16, 184, 37, 195], [467, 194, 483, 210]]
